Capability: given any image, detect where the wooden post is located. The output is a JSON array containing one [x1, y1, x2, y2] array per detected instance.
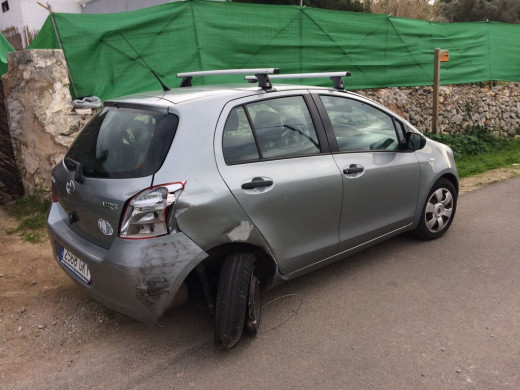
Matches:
[[37, 2, 78, 98], [432, 48, 440, 134], [24, 26, 30, 48]]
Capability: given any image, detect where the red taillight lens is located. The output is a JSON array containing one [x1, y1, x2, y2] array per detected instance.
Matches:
[[119, 182, 185, 239]]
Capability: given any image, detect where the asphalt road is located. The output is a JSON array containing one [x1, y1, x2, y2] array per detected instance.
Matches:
[[14, 176, 520, 389]]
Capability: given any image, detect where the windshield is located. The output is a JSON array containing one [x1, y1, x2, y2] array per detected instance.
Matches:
[[65, 107, 178, 178]]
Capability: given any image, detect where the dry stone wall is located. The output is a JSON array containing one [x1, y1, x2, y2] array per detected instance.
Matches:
[[2, 50, 92, 197], [357, 84, 520, 137], [2, 49, 520, 197]]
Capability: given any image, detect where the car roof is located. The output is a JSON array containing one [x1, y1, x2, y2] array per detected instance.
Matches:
[[105, 84, 337, 106], [103, 83, 396, 123]]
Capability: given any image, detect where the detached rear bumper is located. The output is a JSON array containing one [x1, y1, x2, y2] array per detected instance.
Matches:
[[47, 202, 208, 324]]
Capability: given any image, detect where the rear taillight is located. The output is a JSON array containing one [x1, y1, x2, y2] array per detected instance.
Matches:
[[51, 178, 58, 203], [119, 182, 185, 239]]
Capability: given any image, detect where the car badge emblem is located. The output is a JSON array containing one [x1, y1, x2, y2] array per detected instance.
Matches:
[[66, 180, 75, 194], [102, 201, 118, 211], [98, 219, 114, 236]]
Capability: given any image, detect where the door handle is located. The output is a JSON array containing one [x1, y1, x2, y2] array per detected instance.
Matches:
[[343, 165, 364, 175], [241, 178, 273, 190]]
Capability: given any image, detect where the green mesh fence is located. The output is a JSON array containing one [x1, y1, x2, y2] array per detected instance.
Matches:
[[0, 33, 14, 76], [29, 0, 520, 101]]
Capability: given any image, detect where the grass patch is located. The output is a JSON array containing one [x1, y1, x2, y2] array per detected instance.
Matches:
[[455, 142, 520, 177], [426, 126, 520, 178], [4, 195, 50, 243]]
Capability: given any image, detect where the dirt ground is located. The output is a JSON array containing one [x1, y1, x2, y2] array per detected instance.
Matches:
[[1, 166, 519, 388]]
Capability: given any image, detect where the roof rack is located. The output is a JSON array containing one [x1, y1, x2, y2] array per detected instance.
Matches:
[[245, 71, 351, 90], [177, 68, 280, 89]]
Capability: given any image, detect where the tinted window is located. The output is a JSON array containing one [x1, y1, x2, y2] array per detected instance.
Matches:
[[66, 107, 177, 178], [320, 96, 398, 152], [223, 106, 260, 164], [247, 96, 320, 158]]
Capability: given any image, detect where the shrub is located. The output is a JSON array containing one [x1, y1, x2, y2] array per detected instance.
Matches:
[[426, 125, 502, 158]]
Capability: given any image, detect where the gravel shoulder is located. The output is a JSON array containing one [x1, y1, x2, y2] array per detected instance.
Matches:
[[458, 165, 520, 194], [1, 167, 519, 388]]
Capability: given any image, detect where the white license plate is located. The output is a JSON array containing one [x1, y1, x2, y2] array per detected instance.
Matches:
[[59, 247, 91, 283]]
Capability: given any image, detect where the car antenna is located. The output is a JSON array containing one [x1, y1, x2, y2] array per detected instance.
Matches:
[[119, 32, 170, 92]]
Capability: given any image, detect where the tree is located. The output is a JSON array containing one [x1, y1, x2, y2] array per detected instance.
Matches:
[[438, 0, 520, 23], [231, 0, 370, 13], [369, 0, 436, 20]]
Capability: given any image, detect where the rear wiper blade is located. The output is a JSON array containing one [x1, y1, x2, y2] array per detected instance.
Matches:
[[64, 157, 78, 171], [64, 157, 85, 184]]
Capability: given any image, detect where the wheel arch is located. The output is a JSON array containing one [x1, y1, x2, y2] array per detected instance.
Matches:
[[202, 242, 278, 288], [413, 171, 459, 230], [440, 172, 459, 195]]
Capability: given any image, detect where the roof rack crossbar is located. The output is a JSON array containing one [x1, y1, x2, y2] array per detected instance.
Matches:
[[177, 68, 280, 88], [245, 71, 351, 90]]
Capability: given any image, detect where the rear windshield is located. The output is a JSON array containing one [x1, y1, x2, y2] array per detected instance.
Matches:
[[65, 107, 178, 178]]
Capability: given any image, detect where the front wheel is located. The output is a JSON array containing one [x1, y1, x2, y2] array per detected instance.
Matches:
[[214, 252, 262, 349], [415, 178, 457, 240]]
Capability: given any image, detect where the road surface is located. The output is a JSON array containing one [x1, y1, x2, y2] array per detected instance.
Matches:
[[2, 176, 520, 389]]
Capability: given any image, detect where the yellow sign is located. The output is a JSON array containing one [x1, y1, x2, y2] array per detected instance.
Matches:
[[440, 50, 449, 62]]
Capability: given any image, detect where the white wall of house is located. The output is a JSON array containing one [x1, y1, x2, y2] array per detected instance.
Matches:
[[80, 0, 181, 14], [1, 0, 81, 47], [19, 0, 81, 30], [80, 0, 224, 14], [0, 0, 24, 31], [1, 0, 223, 48]]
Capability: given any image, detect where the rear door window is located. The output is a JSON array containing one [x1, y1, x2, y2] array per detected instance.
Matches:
[[223, 96, 321, 163], [222, 106, 260, 164], [66, 107, 178, 178]]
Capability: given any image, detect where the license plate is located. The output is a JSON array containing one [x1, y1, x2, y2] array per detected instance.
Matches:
[[59, 247, 91, 283]]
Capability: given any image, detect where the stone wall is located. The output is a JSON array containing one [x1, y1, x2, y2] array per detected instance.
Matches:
[[357, 84, 520, 137], [2, 50, 93, 197], [2, 49, 520, 198]]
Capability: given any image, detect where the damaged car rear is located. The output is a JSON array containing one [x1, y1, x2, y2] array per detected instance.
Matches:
[[48, 102, 208, 323]]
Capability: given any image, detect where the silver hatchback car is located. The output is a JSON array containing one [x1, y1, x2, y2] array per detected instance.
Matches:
[[47, 69, 458, 349]]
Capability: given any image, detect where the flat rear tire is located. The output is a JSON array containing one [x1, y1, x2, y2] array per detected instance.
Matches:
[[214, 252, 260, 349]]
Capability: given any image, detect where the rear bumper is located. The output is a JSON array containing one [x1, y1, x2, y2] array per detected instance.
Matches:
[[47, 202, 208, 324]]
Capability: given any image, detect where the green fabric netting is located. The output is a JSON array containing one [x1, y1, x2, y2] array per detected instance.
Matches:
[[28, 0, 520, 101]]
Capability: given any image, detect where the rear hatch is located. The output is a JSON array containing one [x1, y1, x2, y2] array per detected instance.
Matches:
[[53, 104, 178, 249]]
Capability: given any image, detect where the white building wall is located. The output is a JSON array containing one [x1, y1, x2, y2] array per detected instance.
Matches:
[[81, 0, 224, 14], [1, 0, 81, 48], [0, 0, 24, 31], [19, 0, 81, 32], [81, 0, 180, 14]]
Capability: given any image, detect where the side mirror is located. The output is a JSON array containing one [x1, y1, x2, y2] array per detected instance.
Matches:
[[404, 132, 426, 151]]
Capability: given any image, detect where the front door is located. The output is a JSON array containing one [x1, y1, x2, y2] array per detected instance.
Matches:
[[316, 93, 421, 251]]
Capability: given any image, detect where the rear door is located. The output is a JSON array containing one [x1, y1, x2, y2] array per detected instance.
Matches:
[[215, 92, 343, 275], [54, 105, 178, 249], [313, 93, 421, 251]]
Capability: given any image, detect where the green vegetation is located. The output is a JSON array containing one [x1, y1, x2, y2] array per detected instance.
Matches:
[[427, 126, 520, 178], [232, 0, 370, 13], [4, 195, 50, 243], [438, 0, 520, 24], [233, 0, 520, 22]]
